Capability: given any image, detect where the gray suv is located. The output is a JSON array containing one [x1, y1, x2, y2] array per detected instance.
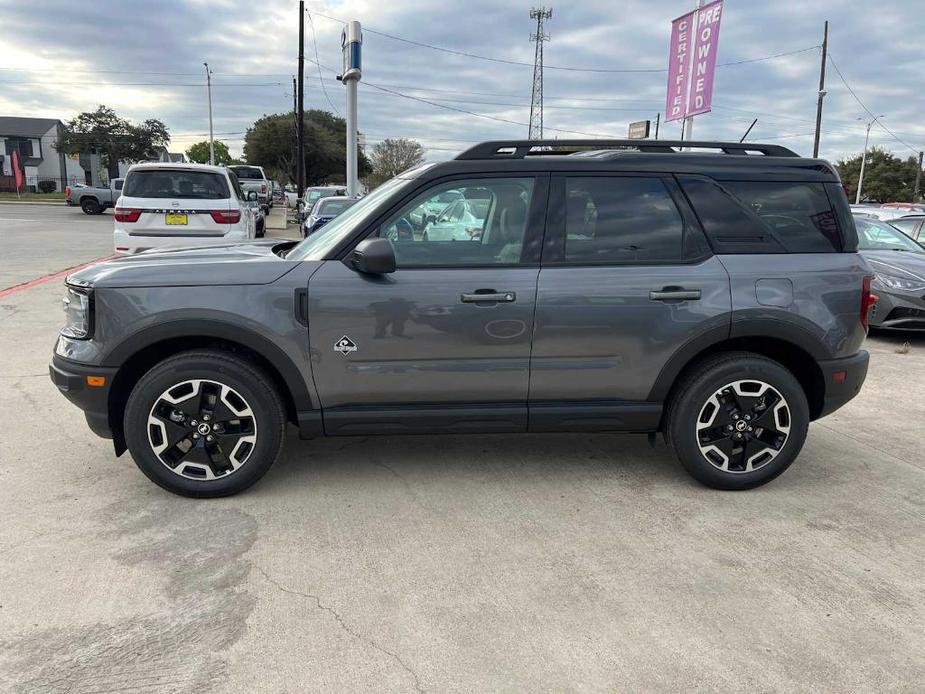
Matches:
[[50, 140, 873, 497]]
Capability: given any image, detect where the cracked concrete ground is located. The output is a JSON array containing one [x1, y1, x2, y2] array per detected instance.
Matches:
[[1, 204, 924, 692]]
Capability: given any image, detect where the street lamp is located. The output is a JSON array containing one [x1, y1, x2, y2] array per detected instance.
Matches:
[[855, 115, 884, 204], [204, 62, 215, 166]]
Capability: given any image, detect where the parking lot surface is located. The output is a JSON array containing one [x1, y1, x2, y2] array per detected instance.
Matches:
[[1, 204, 923, 692]]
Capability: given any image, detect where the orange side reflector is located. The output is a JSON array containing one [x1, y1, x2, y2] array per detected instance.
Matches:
[[86, 376, 106, 387], [832, 371, 847, 384]]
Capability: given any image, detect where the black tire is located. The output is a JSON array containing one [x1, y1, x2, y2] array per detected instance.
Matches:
[[80, 197, 101, 215], [123, 350, 286, 498], [256, 221, 265, 238], [665, 352, 809, 490]]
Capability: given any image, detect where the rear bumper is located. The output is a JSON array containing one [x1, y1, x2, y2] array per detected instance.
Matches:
[[816, 350, 869, 419], [113, 228, 249, 255], [49, 354, 118, 439]]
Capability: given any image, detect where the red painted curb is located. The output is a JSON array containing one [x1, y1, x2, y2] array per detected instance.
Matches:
[[0, 254, 118, 300]]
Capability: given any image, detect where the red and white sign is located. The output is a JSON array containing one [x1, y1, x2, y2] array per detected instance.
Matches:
[[665, 0, 724, 122]]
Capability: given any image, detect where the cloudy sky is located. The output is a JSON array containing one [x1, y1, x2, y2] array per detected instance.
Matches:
[[0, 0, 922, 164]]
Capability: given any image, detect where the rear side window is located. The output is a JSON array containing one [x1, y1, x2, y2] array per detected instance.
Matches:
[[679, 177, 843, 253], [123, 170, 229, 199], [228, 166, 264, 180], [563, 177, 684, 263]]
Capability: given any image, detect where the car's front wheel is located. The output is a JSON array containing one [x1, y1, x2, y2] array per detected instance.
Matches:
[[665, 352, 809, 490], [123, 350, 286, 497]]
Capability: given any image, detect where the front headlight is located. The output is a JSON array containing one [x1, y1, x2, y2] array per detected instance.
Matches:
[[61, 284, 93, 339], [873, 273, 925, 292]]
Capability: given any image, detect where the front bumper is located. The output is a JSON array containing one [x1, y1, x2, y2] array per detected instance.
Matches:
[[49, 354, 118, 439], [868, 288, 925, 331], [816, 350, 869, 418]]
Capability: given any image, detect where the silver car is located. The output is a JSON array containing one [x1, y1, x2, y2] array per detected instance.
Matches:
[[855, 215, 925, 330]]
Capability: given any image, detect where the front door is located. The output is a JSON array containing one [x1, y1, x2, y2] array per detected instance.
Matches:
[[307, 175, 548, 435]]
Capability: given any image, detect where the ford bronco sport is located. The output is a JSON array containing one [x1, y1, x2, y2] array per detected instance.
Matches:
[[50, 140, 873, 497]]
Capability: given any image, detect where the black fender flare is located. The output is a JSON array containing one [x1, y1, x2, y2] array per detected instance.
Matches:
[[101, 318, 315, 413], [647, 317, 831, 401]]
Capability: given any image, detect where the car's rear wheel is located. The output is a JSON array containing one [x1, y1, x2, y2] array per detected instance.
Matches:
[[123, 350, 286, 497], [80, 198, 101, 215], [665, 352, 809, 490]]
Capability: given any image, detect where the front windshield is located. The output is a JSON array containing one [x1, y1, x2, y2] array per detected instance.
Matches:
[[287, 176, 413, 260], [855, 217, 924, 253]]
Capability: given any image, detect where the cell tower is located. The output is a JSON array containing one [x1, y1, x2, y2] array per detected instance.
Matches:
[[528, 7, 552, 140]]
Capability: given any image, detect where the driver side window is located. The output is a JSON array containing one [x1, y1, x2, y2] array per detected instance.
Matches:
[[377, 178, 535, 267]]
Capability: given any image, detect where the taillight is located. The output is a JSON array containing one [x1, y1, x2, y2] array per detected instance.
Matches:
[[860, 275, 878, 332], [65, 186, 71, 197], [260, 184, 267, 193], [114, 207, 142, 222], [209, 209, 241, 224]]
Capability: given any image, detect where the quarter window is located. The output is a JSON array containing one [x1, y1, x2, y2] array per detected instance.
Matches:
[[562, 177, 684, 263], [376, 178, 535, 267]]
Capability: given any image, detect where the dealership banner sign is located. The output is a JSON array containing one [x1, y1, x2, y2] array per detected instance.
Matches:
[[665, 0, 724, 122]]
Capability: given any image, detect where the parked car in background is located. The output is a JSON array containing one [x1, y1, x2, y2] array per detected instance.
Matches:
[[303, 196, 357, 236], [66, 178, 124, 215], [302, 185, 346, 212], [887, 215, 925, 244], [113, 163, 257, 255], [851, 205, 917, 222], [228, 165, 271, 213], [245, 194, 266, 238], [854, 215, 925, 331], [52, 139, 872, 497], [420, 196, 491, 241]]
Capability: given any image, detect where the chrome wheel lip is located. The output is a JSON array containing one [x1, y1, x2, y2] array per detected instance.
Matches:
[[696, 379, 791, 474], [147, 378, 257, 481]]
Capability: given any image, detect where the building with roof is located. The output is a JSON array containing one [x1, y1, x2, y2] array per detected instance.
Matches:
[[0, 116, 89, 192]]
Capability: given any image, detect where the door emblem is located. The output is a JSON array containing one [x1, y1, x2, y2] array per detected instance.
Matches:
[[334, 335, 358, 355]]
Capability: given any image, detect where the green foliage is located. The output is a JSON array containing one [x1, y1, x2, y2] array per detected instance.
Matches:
[[243, 110, 370, 186], [55, 105, 170, 179], [834, 148, 923, 203], [185, 140, 233, 165], [367, 138, 425, 188]]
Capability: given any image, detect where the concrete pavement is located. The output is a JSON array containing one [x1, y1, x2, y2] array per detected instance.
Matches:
[[0, 207, 923, 692]]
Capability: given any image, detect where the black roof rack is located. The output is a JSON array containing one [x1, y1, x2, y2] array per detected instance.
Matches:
[[456, 139, 800, 160]]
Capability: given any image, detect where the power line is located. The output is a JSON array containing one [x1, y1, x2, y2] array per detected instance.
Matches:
[[306, 10, 341, 116], [309, 10, 817, 74], [826, 52, 920, 153]]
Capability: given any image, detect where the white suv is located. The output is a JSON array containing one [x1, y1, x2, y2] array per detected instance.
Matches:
[[113, 163, 257, 255]]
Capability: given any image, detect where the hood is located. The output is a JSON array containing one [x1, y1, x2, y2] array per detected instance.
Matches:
[[68, 240, 301, 288], [861, 250, 925, 281]]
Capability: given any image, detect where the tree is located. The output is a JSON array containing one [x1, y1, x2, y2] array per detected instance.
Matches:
[[56, 105, 169, 180], [185, 140, 233, 165], [243, 109, 370, 187], [368, 138, 425, 187], [834, 148, 922, 203]]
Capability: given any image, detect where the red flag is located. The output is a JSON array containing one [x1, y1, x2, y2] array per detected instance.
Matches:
[[12, 150, 24, 190]]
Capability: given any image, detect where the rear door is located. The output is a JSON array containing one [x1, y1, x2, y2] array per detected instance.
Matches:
[[121, 168, 233, 237], [306, 175, 548, 434], [529, 173, 731, 430]]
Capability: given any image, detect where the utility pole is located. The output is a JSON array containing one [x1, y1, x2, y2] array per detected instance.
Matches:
[[340, 21, 363, 197], [296, 0, 305, 205], [528, 7, 552, 140], [204, 62, 215, 165], [914, 151, 923, 203], [855, 115, 884, 204], [681, 0, 705, 144], [812, 21, 828, 158]]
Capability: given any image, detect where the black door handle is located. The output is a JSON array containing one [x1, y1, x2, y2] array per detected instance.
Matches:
[[461, 291, 516, 303], [649, 288, 701, 301]]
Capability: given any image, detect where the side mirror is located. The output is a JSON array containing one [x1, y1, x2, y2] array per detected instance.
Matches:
[[347, 238, 396, 274], [247, 191, 258, 201]]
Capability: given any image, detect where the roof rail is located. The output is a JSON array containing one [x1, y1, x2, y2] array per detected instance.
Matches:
[[455, 139, 800, 160]]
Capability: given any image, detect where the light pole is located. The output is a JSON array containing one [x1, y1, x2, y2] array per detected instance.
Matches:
[[204, 62, 215, 165], [855, 115, 884, 204]]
